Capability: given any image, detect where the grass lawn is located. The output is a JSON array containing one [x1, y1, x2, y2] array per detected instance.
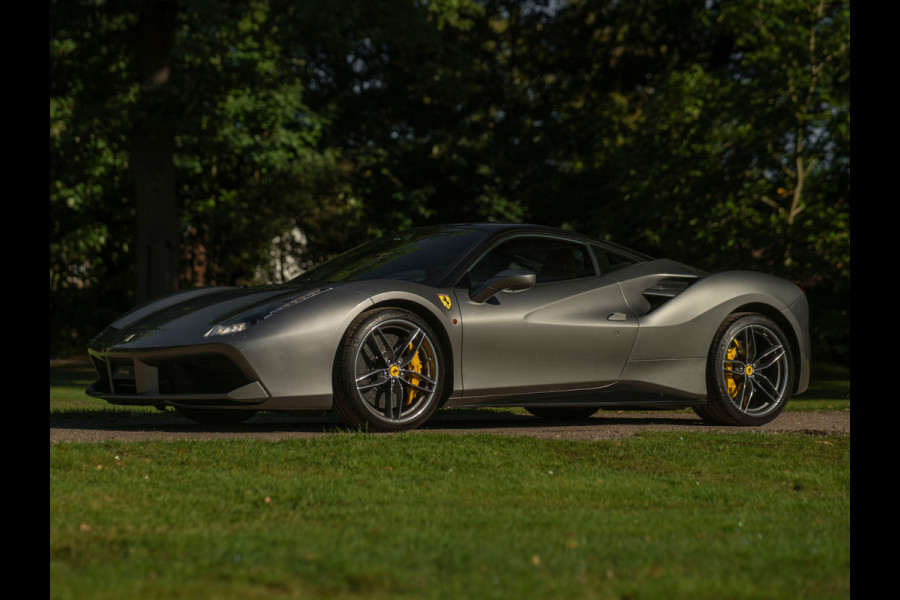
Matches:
[[50, 362, 850, 599]]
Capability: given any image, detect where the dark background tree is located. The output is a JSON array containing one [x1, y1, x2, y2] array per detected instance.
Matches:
[[133, 0, 180, 301], [50, 0, 849, 362]]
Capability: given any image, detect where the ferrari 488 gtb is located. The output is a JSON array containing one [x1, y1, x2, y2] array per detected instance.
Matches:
[[87, 223, 810, 431]]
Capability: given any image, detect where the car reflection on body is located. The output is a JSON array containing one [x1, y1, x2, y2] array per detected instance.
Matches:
[[87, 223, 809, 432]]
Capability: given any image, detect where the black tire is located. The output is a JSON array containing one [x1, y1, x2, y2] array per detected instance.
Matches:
[[694, 313, 794, 426], [525, 406, 598, 420], [332, 308, 445, 432], [174, 407, 258, 425]]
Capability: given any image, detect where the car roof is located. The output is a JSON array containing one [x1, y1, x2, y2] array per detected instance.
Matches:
[[420, 222, 654, 261]]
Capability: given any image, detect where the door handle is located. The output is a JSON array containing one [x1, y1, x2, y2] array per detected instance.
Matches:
[[607, 312, 627, 321]]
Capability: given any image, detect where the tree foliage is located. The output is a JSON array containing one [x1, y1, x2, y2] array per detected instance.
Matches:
[[50, 0, 849, 359]]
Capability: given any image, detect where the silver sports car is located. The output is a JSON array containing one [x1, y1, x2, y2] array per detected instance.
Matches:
[[87, 223, 810, 431]]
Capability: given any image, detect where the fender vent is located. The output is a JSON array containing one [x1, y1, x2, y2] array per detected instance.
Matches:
[[642, 276, 697, 311]]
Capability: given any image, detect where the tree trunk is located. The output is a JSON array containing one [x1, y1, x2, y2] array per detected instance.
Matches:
[[133, 0, 180, 302]]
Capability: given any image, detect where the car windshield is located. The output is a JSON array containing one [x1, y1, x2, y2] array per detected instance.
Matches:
[[291, 227, 489, 286]]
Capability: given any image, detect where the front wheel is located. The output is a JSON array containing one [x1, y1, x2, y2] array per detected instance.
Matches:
[[332, 309, 445, 432], [694, 313, 794, 426]]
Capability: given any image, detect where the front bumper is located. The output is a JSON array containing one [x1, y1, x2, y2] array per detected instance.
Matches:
[[86, 346, 270, 407]]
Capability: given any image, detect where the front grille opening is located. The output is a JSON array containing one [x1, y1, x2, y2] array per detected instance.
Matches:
[[90, 355, 111, 393], [157, 355, 252, 395], [108, 358, 137, 394]]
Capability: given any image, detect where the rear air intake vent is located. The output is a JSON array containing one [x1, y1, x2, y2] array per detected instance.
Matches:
[[642, 276, 698, 311]]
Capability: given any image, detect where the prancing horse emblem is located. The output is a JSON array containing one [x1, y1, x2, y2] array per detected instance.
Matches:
[[438, 294, 452, 310]]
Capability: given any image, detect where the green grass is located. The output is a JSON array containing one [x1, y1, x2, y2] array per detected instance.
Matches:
[[50, 363, 850, 599], [50, 433, 849, 600], [785, 362, 850, 412], [50, 363, 163, 417]]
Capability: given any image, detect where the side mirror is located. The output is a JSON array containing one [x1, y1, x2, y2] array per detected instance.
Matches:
[[469, 270, 536, 304]]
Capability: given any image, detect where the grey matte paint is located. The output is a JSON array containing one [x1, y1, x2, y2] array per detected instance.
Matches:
[[87, 223, 810, 421]]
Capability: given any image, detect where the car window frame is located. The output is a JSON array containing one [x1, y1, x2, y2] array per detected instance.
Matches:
[[590, 242, 650, 274], [457, 233, 600, 289]]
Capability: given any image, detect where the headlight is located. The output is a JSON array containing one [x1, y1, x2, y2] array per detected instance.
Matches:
[[205, 322, 249, 337], [204, 287, 331, 337]]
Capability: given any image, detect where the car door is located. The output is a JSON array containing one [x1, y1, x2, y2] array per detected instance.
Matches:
[[453, 234, 639, 398]]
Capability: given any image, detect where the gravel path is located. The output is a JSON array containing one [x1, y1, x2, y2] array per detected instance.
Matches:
[[49, 409, 850, 443]]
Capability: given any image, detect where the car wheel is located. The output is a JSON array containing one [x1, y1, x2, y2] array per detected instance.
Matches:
[[174, 407, 258, 425], [526, 406, 598, 420], [695, 313, 794, 426], [333, 308, 445, 432]]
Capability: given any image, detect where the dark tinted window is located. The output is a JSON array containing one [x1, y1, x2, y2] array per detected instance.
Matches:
[[592, 244, 641, 273], [292, 228, 488, 285], [467, 236, 595, 286]]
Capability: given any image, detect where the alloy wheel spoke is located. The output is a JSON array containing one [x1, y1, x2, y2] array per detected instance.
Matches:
[[372, 326, 396, 364], [372, 387, 385, 411], [380, 378, 396, 420], [381, 379, 393, 418], [402, 369, 436, 386], [358, 345, 377, 370], [755, 343, 785, 370], [739, 377, 755, 411], [753, 372, 781, 403], [742, 327, 755, 363], [397, 329, 426, 367], [399, 374, 436, 393], [357, 376, 389, 392], [364, 335, 390, 368], [356, 368, 387, 383], [723, 363, 746, 376], [391, 379, 404, 420]]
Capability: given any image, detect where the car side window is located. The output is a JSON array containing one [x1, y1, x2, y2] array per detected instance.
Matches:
[[468, 237, 596, 287], [592, 244, 638, 273]]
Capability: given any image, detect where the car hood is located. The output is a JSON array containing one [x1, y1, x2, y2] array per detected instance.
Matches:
[[90, 283, 327, 349]]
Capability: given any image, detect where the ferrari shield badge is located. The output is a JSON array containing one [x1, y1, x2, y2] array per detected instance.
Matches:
[[438, 294, 452, 310]]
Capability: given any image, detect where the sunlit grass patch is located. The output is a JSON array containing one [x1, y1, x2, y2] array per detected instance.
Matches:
[[51, 432, 849, 600]]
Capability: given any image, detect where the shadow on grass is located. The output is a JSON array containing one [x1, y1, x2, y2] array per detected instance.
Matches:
[[49, 405, 719, 437], [50, 362, 849, 436]]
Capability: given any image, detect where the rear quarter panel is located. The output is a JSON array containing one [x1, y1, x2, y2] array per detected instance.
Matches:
[[619, 270, 809, 396], [629, 271, 804, 360]]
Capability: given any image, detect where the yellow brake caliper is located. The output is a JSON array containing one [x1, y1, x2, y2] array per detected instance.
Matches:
[[407, 342, 422, 405], [725, 339, 741, 398]]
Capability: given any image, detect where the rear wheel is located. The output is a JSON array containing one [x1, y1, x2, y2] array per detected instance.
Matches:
[[332, 309, 445, 432], [695, 313, 794, 426]]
